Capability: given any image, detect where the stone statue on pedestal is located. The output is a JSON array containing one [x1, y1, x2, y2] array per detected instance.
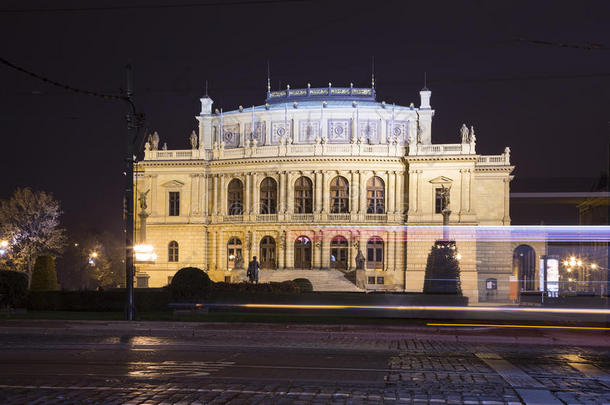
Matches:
[[355, 250, 365, 270], [460, 124, 469, 143], [151, 132, 160, 150], [189, 131, 198, 149], [138, 189, 150, 211]]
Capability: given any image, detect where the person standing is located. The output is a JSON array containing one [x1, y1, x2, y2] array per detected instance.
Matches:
[[247, 256, 260, 283]]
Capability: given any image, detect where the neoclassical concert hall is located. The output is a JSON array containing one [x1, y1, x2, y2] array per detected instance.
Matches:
[[134, 79, 538, 303]]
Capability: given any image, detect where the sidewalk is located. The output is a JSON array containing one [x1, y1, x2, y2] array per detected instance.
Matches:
[[0, 319, 608, 347]]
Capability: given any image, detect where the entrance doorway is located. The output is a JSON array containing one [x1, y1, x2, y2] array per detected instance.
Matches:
[[294, 235, 312, 269], [514, 245, 536, 291], [227, 237, 243, 270], [260, 236, 276, 269], [330, 235, 349, 270]]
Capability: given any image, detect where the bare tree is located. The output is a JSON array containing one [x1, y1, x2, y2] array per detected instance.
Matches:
[[0, 188, 67, 282]]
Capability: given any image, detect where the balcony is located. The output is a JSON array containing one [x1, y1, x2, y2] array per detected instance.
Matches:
[[292, 213, 314, 222], [223, 215, 243, 223], [327, 213, 350, 221], [365, 213, 387, 222], [256, 214, 278, 222]]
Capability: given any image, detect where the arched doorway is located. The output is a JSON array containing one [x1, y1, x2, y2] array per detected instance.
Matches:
[[514, 245, 536, 291], [294, 235, 312, 269], [227, 237, 243, 270], [330, 235, 349, 270], [260, 236, 276, 269]]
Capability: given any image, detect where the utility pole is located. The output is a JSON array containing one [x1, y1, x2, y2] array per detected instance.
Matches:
[[124, 64, 136, 321]]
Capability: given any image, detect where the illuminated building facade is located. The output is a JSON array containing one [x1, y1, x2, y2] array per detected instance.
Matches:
[[135, 80, 542, 303]]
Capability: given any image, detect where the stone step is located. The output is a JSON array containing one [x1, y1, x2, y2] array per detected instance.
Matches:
[[259, 269, 363, 292]]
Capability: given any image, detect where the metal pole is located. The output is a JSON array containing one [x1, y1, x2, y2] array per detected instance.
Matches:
[[125, 64, 135, 321]]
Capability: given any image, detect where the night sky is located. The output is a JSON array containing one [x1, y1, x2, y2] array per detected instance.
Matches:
[[1, 0, 609, 235]]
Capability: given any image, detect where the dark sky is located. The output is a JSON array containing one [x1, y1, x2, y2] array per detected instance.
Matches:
[[1, 0, 609, 234]]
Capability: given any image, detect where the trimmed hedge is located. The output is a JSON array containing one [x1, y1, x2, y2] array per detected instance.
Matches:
[[27, 289, 170, 312], [30, 255, 59, 291], [292, 278, 313, 293], [170, 267, 212, 302], [0, 270, 29, 308], [211, 281, 300, 295]]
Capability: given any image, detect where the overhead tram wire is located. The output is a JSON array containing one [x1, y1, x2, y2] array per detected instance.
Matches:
[[0, 0, 308, 13], [1, 56, 147, 321]]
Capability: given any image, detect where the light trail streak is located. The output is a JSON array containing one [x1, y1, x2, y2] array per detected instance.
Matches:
[[238, 304, 610, 314], [427, 323, 610, 331]]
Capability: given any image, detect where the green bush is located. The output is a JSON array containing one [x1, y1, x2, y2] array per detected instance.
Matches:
[[293, 278, 313, 292], [210, 281, 300, 295], [170, 267, 212, 302], [30, 255, 58, 291], [422, 240, 462, 295], [0, 270, 29, 308]]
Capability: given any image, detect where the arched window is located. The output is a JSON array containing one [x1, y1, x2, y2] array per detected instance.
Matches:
[[366, 237, 384, 269], [168, 241, 179, 262], [260, 177, 277, 214], [294, 176, 313, 214], [227, 178, 244, 215], [227, 237, 243, 269], [366, 176, 385, 214], [330, 176, 349, 213], [330, 235, 349, 270], [259, 236, 276, 269], [294, 235, 312, 269], [513, 245, 536, 291]]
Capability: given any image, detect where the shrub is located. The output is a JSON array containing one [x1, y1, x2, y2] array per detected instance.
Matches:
[[30, 255, 59, 291], [293, 278, 313, 292], [170, 267, 211, 302], [210, 281, 300, 294], [0, 270, 29, 308], [422, 240, 462, 295]]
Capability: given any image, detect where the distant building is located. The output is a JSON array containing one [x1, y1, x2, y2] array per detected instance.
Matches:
[[135, 81, 541, 303]]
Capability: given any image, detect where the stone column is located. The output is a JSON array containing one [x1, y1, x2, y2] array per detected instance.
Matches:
[[395, 171, 403, 218], [384, 231, 390, 271], [203, 229, 209, 270], [252, 173, 259, 214], [213, 175, 219, 215], [350, 171, 357, 218], [217, 230, 223, 271], [393, 230, 398, 273], [315, 170, 322, 213], [286, 172, 295, 215], [220, 175, 228, 216], [388, 171, 395, 214], [190, 174, 197, 216], [278, 230, 285, 270], [503, 177, 511, 224], [312, 229, 319, 268], [321, 171, 329, 213], [245, 172, 251, 215], [318, 229, 324, 269], [150, 174, 158, 217], [359, 171, 367, 218]]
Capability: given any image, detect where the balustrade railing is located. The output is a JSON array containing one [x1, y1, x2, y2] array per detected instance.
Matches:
[[365, 213, 387, 222], [327, 213, 350, 221], [223, 215, 243, 222], [292, 213, 314, 222], [256, 214, 278, 222]]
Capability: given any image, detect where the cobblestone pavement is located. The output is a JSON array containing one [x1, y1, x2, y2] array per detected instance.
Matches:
[[0, 328, 609, 404]]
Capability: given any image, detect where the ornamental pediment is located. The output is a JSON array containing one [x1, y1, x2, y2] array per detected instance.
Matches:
[[429, 176, 453, 184], [161, 180, 185, 188]]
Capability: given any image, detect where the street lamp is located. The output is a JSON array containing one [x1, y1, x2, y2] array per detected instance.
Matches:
[[0, 240, 8, 256]]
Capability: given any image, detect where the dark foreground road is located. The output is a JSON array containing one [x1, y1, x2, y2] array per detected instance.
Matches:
[[0, 321, 609, 404]]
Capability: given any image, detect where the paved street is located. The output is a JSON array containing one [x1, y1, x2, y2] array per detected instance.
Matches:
[[0, 321, 609, 404]]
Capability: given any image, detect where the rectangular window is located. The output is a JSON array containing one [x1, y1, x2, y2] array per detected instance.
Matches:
[[224, 275, 232, 283], [376, 276, 384, 285], [435, 188, 446, 214], [169, 192, 180, 216], [367, 276, 376, 284]]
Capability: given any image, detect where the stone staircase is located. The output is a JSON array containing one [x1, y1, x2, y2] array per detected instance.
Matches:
[[259, 269, 363, 292]]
